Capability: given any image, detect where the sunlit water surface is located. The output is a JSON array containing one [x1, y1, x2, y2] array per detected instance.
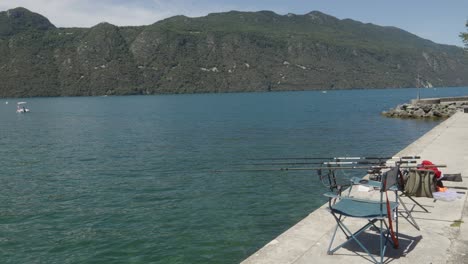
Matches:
[[1, 87, 467, 263]]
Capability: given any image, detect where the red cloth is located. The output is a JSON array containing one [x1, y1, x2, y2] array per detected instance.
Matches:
[[418, 160, 442, 179]]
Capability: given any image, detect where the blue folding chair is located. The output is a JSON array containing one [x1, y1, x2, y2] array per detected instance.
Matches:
[[324, 166, 400, 263]]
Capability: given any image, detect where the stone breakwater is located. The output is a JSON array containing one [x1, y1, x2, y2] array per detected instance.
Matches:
[[382, 98, 468, 119]]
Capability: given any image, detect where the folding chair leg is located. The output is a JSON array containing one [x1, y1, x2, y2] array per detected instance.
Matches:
[[398, 197, 420, 230], [406, 195, 429, 213], [327, 214, 381, 263]]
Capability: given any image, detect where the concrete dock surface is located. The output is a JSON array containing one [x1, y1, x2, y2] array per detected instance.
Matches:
[[242, 111, 468, 264]]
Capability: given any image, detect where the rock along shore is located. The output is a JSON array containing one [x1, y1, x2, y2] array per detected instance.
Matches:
[[382, 96, 468, 119]]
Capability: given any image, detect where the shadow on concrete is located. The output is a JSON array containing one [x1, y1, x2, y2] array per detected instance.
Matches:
[[336, 231, 423, 263]]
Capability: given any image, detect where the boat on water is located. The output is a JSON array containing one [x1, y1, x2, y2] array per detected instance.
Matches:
[[16, 102, 30, 113]]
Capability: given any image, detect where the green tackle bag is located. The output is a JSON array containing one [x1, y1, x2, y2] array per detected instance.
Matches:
[[404, 169, 436, 198]]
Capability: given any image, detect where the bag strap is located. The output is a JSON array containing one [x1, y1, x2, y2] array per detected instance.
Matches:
[[420, 170, 434, 198], [405, 170, 421, 196]]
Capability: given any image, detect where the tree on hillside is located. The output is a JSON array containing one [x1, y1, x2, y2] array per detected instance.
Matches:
[[461, 21, 468, 47]]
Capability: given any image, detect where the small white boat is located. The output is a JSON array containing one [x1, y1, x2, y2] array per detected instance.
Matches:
[[16, 102, 30, 113]]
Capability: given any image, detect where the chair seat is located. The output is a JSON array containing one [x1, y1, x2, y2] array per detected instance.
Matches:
[[331, 198, 398, 218]]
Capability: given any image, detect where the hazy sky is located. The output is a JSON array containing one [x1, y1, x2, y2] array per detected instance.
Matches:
[[0, 0, 467, 46]]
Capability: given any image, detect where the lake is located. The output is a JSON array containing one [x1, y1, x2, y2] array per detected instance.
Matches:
[[1, 87, 468, 263]]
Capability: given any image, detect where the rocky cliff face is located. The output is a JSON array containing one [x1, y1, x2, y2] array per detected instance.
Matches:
[[1, 8, 468, 97]]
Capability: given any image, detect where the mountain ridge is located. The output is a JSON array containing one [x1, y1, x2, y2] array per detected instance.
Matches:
[[1, 7, 467, 97]]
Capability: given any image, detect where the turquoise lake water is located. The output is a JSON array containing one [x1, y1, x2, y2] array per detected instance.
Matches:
[[1, 87, 468, 263]]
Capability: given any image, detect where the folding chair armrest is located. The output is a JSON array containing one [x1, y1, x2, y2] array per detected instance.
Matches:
[[350, 177, 362, 184], [324, 192, 387, 204], [350, 176, 381, 188], [324, 192, 340, 199], [350, 176, 399, 192]]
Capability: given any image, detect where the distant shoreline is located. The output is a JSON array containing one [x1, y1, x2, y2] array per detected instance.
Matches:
[[3, 86, 468, 99]]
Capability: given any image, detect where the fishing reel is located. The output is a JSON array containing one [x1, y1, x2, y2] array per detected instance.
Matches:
[[367, 167, 383, 181]]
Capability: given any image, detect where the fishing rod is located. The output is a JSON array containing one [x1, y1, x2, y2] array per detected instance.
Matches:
[[246, 160, 417, 166], [213, 164, 446, 173], [248, 156, 421, 161], [333, 156, 420, 160], [323, 160, 417, 165], [234, 161, 336, 166]]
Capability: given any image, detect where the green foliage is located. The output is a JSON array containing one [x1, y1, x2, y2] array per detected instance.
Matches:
[[0, 7, 55, 37], [1, 7, 468, 98], [450, 219, 464, 227], [461, 21, 468, 48]]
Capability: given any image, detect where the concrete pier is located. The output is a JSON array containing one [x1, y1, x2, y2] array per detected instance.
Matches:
[[242, 111, 468, 264], [411, 96, 468, 105]]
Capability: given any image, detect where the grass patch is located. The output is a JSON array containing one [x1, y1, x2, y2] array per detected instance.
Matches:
[[450, 220, 464, 227]]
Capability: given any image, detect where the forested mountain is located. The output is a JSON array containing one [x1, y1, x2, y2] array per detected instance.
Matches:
[[1, 7, 467, 97]]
